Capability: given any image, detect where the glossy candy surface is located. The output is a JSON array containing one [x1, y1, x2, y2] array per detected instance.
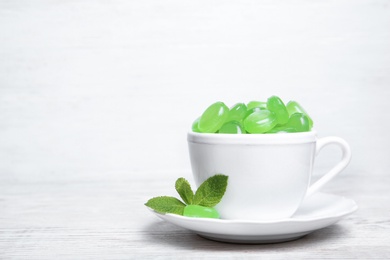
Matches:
[[266, 126, 296, 134], [286, 101, 314, 128], [247, 101, 267, 110], [267, 96, 289, 125], [227, 103, 247, 123], [191, 117, 200, 133], [244, 110, 278, 133], [192, 96, 313, 134], [219, 121, 245, 134], [198, 102, 229, 133], [244, 107, 265, 119], [183, 205, 220, 219], [285, 113, 310, 132]]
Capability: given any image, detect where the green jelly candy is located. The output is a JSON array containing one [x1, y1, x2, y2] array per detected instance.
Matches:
[[267, 96, 289, 125], [192, 117, 201, 132], [198, 102, 229, 133], [247, 101, 267, 110], [244, 107, 266, 119], [219, 121, 245, 134], [266, 126, 296, 134], [285, 113, 310, 132], [244, 110, 277, 133], [286, 101, 313, 128], [183, 205, 220, 219], [227, 103, 247, 123]]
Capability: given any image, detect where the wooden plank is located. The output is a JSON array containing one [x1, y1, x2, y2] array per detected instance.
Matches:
[[0, 174, 389, 259]]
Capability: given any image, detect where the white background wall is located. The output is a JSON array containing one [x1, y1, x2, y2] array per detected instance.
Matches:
[[1, 0, 389, 183]]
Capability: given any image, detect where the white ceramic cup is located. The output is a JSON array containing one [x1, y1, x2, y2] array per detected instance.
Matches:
[[187, 131, 351, 221]]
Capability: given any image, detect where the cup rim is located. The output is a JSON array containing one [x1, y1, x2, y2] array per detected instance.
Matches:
[[187, 130, 317, 145]]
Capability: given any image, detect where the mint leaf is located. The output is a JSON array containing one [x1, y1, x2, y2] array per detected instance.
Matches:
[[193, 174, 228, 207], [145, 196, 186, 215], [175, 178, 194, 205]]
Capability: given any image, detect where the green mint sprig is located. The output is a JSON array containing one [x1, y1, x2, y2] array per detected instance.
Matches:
[[145, 174, 228, 216], [175, 177, 194, 205]]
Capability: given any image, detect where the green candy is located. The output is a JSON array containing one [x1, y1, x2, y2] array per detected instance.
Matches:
[[285, 113, 310, 132], [191, 117, 201, 133], [244, 107, 266, 119], [193, 97, 314, 134], [244, 110, 278, 133], [266, 126, 296, 134], [286, 101, 313, 128], [198, 102, 229, 133], [247, 101, 267, 110], [227, 103, 247, 123], [183, 205, 220, 219], [219, 121, 245, 134], [267, 96, 289, 125]]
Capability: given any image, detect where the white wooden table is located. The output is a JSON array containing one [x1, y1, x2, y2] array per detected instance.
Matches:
[[1, 171, 389, 259]]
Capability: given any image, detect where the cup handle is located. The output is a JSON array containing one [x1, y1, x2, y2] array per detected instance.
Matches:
[[306, 136, 352, 197]]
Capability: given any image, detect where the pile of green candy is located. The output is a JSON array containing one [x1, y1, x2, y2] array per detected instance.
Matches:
[[192, 96, 313, 134]]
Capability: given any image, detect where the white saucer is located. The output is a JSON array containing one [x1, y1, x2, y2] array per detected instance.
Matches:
[[149, 192, 357, 244]]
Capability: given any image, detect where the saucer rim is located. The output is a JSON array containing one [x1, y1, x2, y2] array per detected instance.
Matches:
[[148, 192, 358, 224]]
